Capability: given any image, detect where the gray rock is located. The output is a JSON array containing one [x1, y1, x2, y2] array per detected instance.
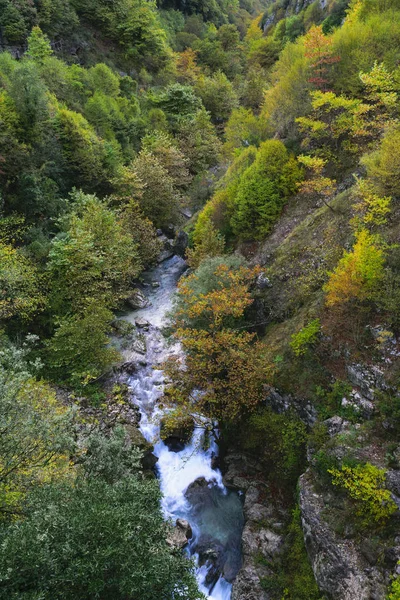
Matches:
[[173, 230, 189, 257], [135, 318, 150, 329], [299, 469, 388, 599], [346, 363, 386, 401], [166, 518, 192, 549], [126, 288, 150, 310]]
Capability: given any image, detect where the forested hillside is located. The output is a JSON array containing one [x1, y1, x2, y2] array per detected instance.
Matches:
[[1, 0, 400, 597]]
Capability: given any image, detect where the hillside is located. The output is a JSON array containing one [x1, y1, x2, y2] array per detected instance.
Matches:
[[1, 0, 400, 598]]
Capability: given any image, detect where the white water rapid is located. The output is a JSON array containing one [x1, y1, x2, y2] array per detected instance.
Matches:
[[122, 255, 243, 600]]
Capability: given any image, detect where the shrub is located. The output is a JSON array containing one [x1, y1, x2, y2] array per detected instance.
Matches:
[[290, 319, 321, 356], [328, 463, 397, 526]]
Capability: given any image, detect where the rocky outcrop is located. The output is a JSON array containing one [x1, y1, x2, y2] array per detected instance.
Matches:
[[224, 453, 287, 600], [265, 387, 317, 426], [299, 469, 390, 600]]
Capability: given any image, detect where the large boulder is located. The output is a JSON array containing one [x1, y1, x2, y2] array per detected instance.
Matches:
[[126, 288, 150, 310], [173, 231, 189, 257], [160, 416, 194, 452], [166, 519, 193, 549]]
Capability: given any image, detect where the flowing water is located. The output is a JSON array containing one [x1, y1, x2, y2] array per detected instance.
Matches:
[[122, 255, 244, 600]]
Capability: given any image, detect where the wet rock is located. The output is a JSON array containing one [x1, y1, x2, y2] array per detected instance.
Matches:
[[160, 416, 194, 452], [126, 288, 150, 310], [135, 318, 150, 330], [173, 230, 189, 257], [124, 424, 157, 470], [167, 519, 192, 549]]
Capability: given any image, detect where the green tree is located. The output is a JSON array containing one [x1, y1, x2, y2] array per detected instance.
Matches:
[[324, 229, 385, 306], [0, 243, 46, 322], [48, 191, 140, 313], [195, 70, 239, 123], [0, 338, 74, 516], [25, 26, 53, 62], [131, 151, 180, 228], [230, 140, 300, 240], [46, 300, 120, 386]]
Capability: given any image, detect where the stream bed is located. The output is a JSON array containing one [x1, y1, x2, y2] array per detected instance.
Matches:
[[122, 255, 244, 600]]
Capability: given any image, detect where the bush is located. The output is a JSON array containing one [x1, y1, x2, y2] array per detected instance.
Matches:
[[328, 463, 397, 527], [290, 319, 321, 356]]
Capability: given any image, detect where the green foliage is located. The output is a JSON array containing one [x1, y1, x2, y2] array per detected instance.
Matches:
[[0, 243, 46, 322], [48, 191, 140, 312], [46, 300, 120, 387], [329, 462, 397, 527], [387, 575, 400, 600], [324, 229, 385, 306], [290, 319, 321, 356], [195, 71, 238, 123], [230, 140, 301, 240], [0, 338, 74, 516], [261, 506, 321, 600], [362, 125, 400, 197], [26, 26, 53, 62], [0, 427, 203, 600], [131, 150, 180, 228], [243, 408, 308, 486]]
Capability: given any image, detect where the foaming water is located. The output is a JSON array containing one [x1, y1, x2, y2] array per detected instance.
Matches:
[[124, 255, 243, 599]]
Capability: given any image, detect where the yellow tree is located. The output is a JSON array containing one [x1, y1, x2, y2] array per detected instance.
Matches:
[[164, 260, 267, 422], [324, 229, 385, 306]]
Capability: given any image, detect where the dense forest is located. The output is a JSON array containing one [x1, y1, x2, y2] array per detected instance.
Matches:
[[1, 0, 400, 597]]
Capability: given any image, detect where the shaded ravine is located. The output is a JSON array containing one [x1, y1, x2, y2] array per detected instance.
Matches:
[[122, 255, 244, 600]]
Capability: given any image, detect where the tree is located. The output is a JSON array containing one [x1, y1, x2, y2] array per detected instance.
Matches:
[[46, 300, 120, 386], [131, 151, 180, 228], [141, 131, 192, 189], [25, 26, 53, 62], [54, 107, 109, 188], [195, 71, 238, 123], [324, 229, 385, 306], [328, 463, 397, 527], [297, 154, 337, 211], [186, 220, 225, 268], [230, 140, 301, 240], [303, 25, 340, 90], [0, 338, 74, 517], [164, 258, 265, 422], [176, 108, 221, 175], [223, 107, 268, 158], [48, 191, 140, 313], [0, 243, 46, 322], [362, 125, 400, 197], [231, 165, 282, 240]]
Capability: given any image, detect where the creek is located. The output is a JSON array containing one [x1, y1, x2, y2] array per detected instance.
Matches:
[[122, 255, 244, 600]]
